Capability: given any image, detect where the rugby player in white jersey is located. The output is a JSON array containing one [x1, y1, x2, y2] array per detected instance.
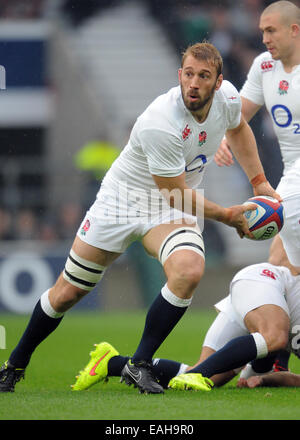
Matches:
[[215, 1, 300, 270], [71, 253, 300, 391], [168, 257, 300, 391], [214, 0, 300, 375], [0, 42, 279, 394]]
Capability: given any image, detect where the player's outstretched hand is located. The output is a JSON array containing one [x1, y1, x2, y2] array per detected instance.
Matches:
[[214, 138, 234, 167], [223, 204, 257, 239], [236, 377, 248, 388], [253, 181, 282, 202], [237, 376, 263, 388]]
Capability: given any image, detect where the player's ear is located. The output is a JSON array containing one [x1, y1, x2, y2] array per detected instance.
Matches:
[[178, 68, 182, 82], [291, 23, 300, 37], [215, 74, 223, 91]]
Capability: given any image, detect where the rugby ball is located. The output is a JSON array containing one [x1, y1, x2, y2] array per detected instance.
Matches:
[[243, 196, 284, 240]]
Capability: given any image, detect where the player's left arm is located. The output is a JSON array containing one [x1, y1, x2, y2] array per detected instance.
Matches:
[[225, 117, 281, 201]]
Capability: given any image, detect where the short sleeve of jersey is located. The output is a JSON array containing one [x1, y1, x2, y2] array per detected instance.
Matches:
[[221, 80, 242, 130], [240, 53, 265, 106], [139, 127, 185, 177]]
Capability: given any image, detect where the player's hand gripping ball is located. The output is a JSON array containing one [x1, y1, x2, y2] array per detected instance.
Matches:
[[243, 196, 284, 240]]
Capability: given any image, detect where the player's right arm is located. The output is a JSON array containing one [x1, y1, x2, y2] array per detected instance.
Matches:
[[241, 97, 262, 122], [214, 97, 262, 167], [215, 51, 266, 168], [239, 372, 300, 388], [152, 172, 255, 238]]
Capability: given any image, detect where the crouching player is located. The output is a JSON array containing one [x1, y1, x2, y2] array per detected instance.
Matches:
[[71, 260, 300, 392]]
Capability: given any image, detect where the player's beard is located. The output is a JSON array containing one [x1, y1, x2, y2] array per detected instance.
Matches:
[[181, 81, 217, 112]]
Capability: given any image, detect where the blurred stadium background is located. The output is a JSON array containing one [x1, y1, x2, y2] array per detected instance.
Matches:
[[0, 0, 293, 317]]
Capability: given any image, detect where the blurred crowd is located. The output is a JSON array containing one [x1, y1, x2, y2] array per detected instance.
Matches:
[[2, 0, 298, 97], [1, 0, 299, 78], [0, 0, 45, 18], [0, 202, 84, 242]]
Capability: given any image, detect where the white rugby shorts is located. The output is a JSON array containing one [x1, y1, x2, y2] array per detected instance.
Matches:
[[230, 279, 290, 330], [204, 285, 289, 351], [213, 264, 290, 331], [203, 310, 247, 351], [76, 179, 198, 253]]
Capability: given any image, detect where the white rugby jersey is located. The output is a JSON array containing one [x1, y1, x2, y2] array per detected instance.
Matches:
[[102, 82, 241, 194], [240, 51, 300, 175]]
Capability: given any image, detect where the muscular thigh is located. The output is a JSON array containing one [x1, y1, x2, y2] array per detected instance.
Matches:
[[72, 235, 121, 266], [244, 304, 290, 335]]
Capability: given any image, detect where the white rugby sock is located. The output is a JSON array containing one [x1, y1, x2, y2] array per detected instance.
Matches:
[[252, 332, 268, 359], [161, 284, 192, 307]]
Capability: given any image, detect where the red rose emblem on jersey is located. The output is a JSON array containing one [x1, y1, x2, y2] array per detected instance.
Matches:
[[198, 131, 207, 146], [278, 80, 289, 95], [80, 219, 90, 236], [83, 219, 90, 231]]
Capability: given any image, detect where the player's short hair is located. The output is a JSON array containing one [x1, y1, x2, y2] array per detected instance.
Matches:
[[181, 42, 223, 77], [262, 1, 300, 26]]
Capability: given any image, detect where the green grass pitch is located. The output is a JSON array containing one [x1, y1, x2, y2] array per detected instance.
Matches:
[[0, 310, 300, 421]]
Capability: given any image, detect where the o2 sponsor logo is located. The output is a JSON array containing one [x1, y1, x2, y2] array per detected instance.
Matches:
[[185, 154, 207, 173], [0, 253, 53, 314], [271, 104, 300, 133]]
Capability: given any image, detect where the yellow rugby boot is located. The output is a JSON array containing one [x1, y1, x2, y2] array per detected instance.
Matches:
[[71, 342, 119, 391], [168, 373, 214, 391]]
